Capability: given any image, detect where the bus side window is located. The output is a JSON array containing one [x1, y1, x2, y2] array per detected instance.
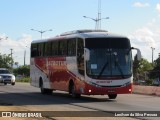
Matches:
[[44, 42, 51, 56], [52, 41, 58, 56], [68, 39, 76, 56], [37, 43, 44, 57], [59, 40, 67, 56], [77, 38, 84, 76], [31, 43, 38, 57]]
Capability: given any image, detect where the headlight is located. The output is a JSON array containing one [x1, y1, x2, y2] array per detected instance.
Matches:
[[122, 81, 131, 87]]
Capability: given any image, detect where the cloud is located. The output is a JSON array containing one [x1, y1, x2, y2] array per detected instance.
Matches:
[[133, 2, 150, 8], [156, 3, 160, 12], [0, 34, 32, 65], [128, 17, 160, 62]]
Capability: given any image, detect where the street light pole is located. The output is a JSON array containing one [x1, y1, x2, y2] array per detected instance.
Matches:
[[83, 16, 109, 30], [151, 47, 155, 65], [24, 46, 29, 66], [10, 48, 13, 70], [24, 50, 26, 66], [83, 0, 109, 30], [30, 29, 52, 39]]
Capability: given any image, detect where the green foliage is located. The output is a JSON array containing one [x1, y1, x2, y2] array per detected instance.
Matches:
[[0, 53, 13, 69], [149, 53, 160, 79], [133, 55, 140, 78], [145, 79, 153, 86], [138, 58, 153, 73], [133, 55, 153, 85], [154, 53, 160, 67], [16, 77, 30, 83], [14, 65, 30, 76]]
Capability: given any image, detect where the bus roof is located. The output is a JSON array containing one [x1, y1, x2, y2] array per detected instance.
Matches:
[[31, 29, 128, 44]]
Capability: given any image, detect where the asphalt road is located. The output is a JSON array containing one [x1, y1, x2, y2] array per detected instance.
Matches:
[[0, 82, 160, 120]]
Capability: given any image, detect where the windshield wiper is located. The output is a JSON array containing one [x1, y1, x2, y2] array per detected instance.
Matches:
[[97, 61, 109, 79], [113, 53, 125, 78]]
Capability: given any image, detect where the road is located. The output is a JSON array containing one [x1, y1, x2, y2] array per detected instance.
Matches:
[[0, 82, 160, 120]]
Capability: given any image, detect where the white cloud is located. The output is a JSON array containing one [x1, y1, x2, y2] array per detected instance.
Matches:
[[0, 34, 32, 66], [129, 17, 160, 62], [156, 3, 160, 12], [133, 2, 150, 8]]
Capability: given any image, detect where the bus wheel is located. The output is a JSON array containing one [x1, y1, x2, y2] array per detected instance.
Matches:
[[108, 94, 117, 99], [69, 82, 81, 98], [40, 80, 52, 95]]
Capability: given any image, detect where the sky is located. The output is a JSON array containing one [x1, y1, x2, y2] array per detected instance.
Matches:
[[0, 0, 160, 66]]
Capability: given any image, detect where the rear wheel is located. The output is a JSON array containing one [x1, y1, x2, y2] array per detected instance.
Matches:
[[40, 80, 52, 95], [108, 94, 117, 99]]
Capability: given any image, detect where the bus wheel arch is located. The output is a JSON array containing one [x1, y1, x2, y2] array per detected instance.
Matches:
[[69, 79, 81, 98], [69, 80, 74, 94], [39, 77, 52, 95]]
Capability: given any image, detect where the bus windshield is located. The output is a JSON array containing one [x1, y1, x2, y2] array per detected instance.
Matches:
[[85, 38, 132, 79]]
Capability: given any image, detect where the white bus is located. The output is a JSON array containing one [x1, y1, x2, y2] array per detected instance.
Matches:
[[30, 30, 141, 99]]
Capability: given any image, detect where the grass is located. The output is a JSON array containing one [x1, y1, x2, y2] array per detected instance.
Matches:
[[16, 77, 30, 83]]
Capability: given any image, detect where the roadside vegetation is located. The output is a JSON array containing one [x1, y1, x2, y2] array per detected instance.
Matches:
[[14, 66, 30, 83], [16, 77, 30, 83]]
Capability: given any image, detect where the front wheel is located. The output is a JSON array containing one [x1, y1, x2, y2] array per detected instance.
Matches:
[[69, 82, 81, 98], [40, 80, 52, 95], [108, 94, 117, 99]]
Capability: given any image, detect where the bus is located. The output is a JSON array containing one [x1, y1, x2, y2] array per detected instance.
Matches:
[[30, 30, 141, 99]]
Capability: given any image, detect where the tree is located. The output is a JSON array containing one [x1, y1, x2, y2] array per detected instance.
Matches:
[[0, 53, 13, 69], [154, 53, 160, 67], [149, 53, 160, 79], [13, 65, 30, 76], [133, 55, 140, 80], [133, 55, 153, 82]]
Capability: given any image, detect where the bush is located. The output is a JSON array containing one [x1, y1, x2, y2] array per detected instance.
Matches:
[[145, 79, 153, 86], [16, 77, 30, 83]]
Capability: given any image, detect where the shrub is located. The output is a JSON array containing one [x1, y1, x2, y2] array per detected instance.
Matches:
[[16, 77, 30, 83]]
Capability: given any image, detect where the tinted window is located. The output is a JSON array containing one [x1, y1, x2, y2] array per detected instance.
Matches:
[[59, 40, 67, 56], [67, 39, 76, 56], [52, 41, 59, 56], [77, 38, 84, 76], [31, 43, 38, 57], [44, 42, 52, 56], [37, 43, 44, 56], [85, 38, 130, 49]]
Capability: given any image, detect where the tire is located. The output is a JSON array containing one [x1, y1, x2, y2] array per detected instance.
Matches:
[[40, 80, 52, 95], [108, 94, 117, 99], [4, 83, 7, 85], [69, 82, 81, 98], [11, 82, 15, 86]]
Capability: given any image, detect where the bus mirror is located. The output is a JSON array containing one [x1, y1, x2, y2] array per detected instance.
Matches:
[[84, 48, 90, 61], [133, 47, 141, 61]]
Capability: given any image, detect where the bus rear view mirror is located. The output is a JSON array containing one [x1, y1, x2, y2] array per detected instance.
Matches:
[[132, 47, 141, 61], [84, 48, 90, 61]]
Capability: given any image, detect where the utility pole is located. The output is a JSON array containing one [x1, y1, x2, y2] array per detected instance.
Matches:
[[83, 0, 109, 30], [97, 0, 101, 29], [10, 48, 13, 69], [24, 50, 26, 66], [151, 47, 155, 65], [30, 29, 52, 39]]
